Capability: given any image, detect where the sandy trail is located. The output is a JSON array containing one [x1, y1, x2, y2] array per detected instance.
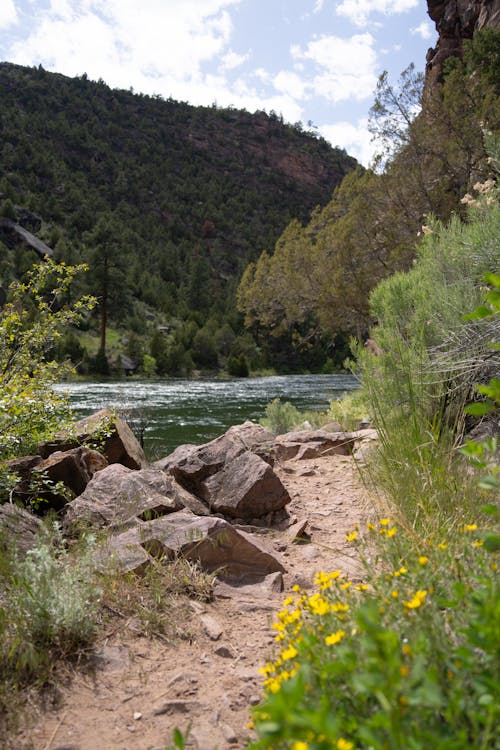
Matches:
[[15, 452, 375, 750]]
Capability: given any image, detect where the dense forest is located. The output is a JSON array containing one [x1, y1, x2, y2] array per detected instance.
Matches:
[[0, 62, 357, 375]]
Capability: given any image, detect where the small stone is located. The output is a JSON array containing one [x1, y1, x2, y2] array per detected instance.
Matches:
[[200, 613, 223, 641], [213, 643, 236, 659], [220, 722, 238, 743], [133, 711, 142, 720]]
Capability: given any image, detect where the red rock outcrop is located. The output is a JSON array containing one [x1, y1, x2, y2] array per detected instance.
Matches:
[[426, 0, 500, 87]]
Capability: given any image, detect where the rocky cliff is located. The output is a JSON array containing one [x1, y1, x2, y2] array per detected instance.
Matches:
[[426, 0, 500, 86]]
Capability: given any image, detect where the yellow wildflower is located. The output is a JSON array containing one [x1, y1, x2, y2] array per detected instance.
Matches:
[[367, 522, 376, 530], [281, 645, 298, 660], [307, 593, 331, 616], [325, 629, 346, 645], [337, 739, 354, 750], [391, 590, 399, 599], [437, 542, 448, 550], [402, 644, 411, 656], [403, 590, 427, 610], [346, 530, 358, 542], [400, 665, 409, 677], [472, 540, 483, 548], [418, 556, 428, 566], [355, 583, 369, 591], [380, 518, 390, 526], [464, 524, 478, 532], [386, 526, 397, 537], [292, 742, 309, 750]]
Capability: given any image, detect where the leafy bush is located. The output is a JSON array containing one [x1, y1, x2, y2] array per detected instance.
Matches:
[[0, 260, 95, 462], [327, 387, 368, 430], [260, 398, 327, 435], [250, 517, 499, 750]]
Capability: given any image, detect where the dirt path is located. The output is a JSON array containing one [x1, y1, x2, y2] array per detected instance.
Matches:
[[17, 453, 375, 750]]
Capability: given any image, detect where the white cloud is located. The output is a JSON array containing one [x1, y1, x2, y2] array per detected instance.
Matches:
[[0, 0, 18, 29], [273, 70, 307, 99], [319, 117, 375, 166], [336, 0, 418, 28], [293, 33, 377, 103], [7, 0, 242, 92], [220, 50, 249, 71], [411, 21, 434, 41]]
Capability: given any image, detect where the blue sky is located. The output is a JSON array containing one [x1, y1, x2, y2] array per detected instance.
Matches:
[[0, 1, 436, 165]]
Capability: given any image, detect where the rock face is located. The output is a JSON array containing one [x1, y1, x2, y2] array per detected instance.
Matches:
[[426, 0, 500, 87]]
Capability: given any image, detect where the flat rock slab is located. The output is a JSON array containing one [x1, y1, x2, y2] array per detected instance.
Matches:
[[98, 509, 285, 579], [273, 429, 357, 460]]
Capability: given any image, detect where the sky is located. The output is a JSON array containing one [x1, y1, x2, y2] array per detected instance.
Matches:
[[0, 1, 437, 165]]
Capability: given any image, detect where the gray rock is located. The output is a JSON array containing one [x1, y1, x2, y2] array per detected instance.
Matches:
[[0, 503, 42, 555], [273, 429, 356, 460]]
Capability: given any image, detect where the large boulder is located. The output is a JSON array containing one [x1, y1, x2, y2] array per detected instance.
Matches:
[[39, 408, 147, 470], [0, 503, 43, 555], [202, 451, 291, 519], [31, 446, 108, 509], [155, 421, 273, 494], [99, 509, 285, 580], [63, 464, 203, 532]]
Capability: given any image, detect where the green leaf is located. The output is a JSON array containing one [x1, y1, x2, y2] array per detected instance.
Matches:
[[464, 401, 494, 416], [482, 534, 500, 552], [478, 475, 499, 490], [480, 503, 499, 516]]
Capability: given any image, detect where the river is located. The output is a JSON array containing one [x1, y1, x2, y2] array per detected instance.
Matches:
[[55, 374, 358, 460]]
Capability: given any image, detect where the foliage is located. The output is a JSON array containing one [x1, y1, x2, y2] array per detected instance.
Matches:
[[0, 520, 100, 728], [249, 517, 499, 750], [0, 259, 95, 461], [460, 272, 500, 493], [358, 162, 499, 527], [326, 387, 368, 431], [238, 29, 500, 344]]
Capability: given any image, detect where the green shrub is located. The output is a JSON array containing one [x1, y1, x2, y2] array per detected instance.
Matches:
[[327, 387, 368, 430], [260, 399, 303, 434]]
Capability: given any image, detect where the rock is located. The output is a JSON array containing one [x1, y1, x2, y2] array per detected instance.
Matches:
[[0, 503, 42, 554], [213, 643, 236, 659], [214, 572, 283, 599], [30, 446, 108, 509], [202, 451, 291, 519], [39, 408, 147, 470], [100, 509, 285, 578], [152, 700, 200, 716], [426, 0, 500, 88], [287, 518, 309, 542], [200, 614, 224, 641], [64, 465, 189, 532], [273, 429, 356, 460], [155, 421, 274, 494]]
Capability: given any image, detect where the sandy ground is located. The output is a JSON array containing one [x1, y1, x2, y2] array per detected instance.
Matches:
[[14, 451, 378, 750]]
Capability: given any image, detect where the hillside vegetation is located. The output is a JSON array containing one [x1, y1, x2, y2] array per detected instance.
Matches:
[[0, 61, 356, 375]]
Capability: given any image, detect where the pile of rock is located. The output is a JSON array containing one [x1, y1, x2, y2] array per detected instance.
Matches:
[[0, 410, 374, 589]]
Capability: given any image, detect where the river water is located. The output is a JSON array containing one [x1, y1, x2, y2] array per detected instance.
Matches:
[[55, 374, 358, 459]]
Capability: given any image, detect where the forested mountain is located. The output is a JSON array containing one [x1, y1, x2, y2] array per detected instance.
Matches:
[[0, 61, 357, 374]]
